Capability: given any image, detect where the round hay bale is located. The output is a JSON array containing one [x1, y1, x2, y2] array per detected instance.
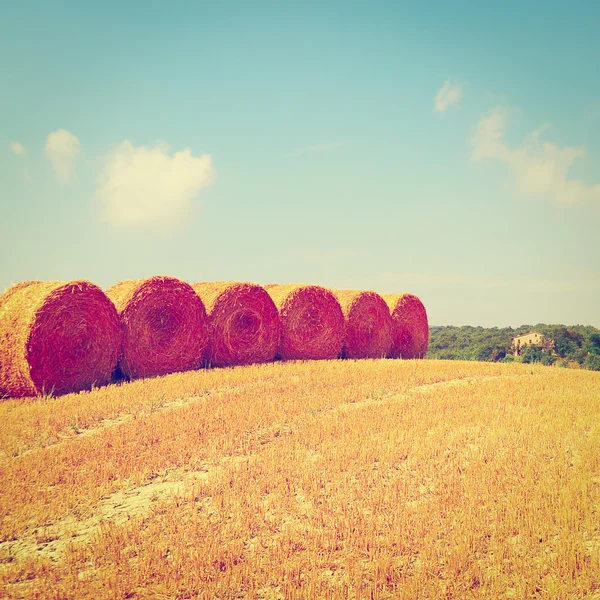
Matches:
[[334, 290, 393, 359], [265, 284, 344, 361], [381, 293, 429, 359], [106, 276, 208, 380], [192, 282, 280, 368], [0, 280, 121, 398]]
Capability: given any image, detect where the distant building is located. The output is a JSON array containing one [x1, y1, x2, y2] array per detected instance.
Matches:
[[512, 332, 553, 356]]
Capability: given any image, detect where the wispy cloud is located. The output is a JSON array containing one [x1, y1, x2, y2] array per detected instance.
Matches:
[[329, 270, 600, 327], [336, 271, 600, 295], [471, 106, 600, 206], [376, 271, 599, 294], [45, 129, 80, 183], [295, 142, 345, 155], [434, 79, 463, 113], [96, 141, 215, 231], [9, 141, 26, 155]]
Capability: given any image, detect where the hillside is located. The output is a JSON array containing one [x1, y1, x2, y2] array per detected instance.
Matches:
[[428, 324, 600, 369], [1, 359, 599, 599]]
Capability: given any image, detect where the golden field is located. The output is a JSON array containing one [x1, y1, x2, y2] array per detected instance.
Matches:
[[0, 359, 599, 599]]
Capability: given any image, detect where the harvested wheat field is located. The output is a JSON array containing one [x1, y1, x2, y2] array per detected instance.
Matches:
[[0, 359, 599, 599], [193, 282, 280, 368], [0, 280, 121, 398], [266, 284, 344, 361], [106, 276, 208, 381]]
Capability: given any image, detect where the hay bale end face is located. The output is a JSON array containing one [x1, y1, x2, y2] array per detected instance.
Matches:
[[334, 290, 393, 359], [0, 281, 121, 398], [265, 284, 344, 361], [382, 293, 429, 359], [193, 282, 280, 368], [106, 276, 208, 380]]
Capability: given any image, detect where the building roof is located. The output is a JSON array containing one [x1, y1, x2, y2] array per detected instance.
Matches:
[[512, 331, 543, 341]]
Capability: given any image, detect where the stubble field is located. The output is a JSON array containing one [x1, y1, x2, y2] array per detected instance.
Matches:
[[0, 359, 599, 599]]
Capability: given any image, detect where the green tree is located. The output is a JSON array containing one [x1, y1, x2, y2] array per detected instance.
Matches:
[[554, 328, 583, 361], [427, 324, 600, 364], [540, 349, 555, 366], [583, 353, 600, 371], [490, 346, 507, 362], [588, 333, 600, 355], [521, 346, 542, 364]]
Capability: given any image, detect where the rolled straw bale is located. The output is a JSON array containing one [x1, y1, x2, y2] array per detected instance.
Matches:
[[106, 276, 208, 380], [0, 280, 121, 398], [382, 293, 429, 359], [265, 284, 344, 360], [192, 282, 280, 368], [334, 290, 393, 359]]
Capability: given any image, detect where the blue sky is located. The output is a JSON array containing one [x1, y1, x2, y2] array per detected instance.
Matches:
[[2, 0, 599, 327]]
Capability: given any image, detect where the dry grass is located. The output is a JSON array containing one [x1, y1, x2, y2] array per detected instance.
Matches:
[[0, 281, 121, 398], [0, 360, 599, 599], [193, 282, 280, 368], [106, 276, 208, 380], [265, 285, 344, 360], [382, 293, 429, 359]]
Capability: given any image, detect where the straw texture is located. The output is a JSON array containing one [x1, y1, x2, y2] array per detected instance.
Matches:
[[193, 282, 280, 368], [382, 293, 429, 359], [106, 276, 208, 380], [0, 280, 121, 398], [334, 290, 393, 359], [265, 284, 344, 360]]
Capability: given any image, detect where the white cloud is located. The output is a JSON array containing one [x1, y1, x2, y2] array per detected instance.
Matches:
[[471, 107, 600, 206], [434, 80, 463, 113], [96, 141, 215, 230], [9, 141, 25, 155], [45, 129, 80, 183]]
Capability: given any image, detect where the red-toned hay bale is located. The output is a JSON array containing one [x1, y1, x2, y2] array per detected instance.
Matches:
[[106, 276, 208, 380], [334, 290, 393, 359], [382, 293, 429, 359], [0, 280, 121, 398], [192, 282, 280, 368], [265, 284, 344, 361]]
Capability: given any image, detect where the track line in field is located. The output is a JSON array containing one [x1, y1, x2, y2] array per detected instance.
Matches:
[[333, 373, 525, 414], [1, 378, 277, 461], [0, 373, 529, 562]]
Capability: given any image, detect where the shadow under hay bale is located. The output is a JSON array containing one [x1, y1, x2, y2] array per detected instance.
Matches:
[[0, 280, 121, 398], [193, 282, 280, 368], [106, 276, 208, 380], [265, 284, 344, 361], [334, 290, 393, 359], [382, 293, 429, 359]]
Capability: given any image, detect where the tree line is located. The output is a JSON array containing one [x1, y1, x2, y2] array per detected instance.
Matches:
[[427, 324, 600, 371]]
